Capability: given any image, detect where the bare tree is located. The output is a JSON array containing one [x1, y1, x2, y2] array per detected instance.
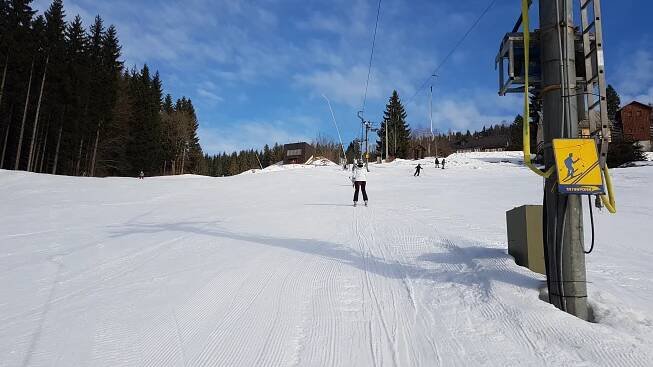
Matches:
[[52, 123, 62, 175], [14, 60, 35, 170], [0, 55, 7, 109], [38, 120, 50, 173], [1, 105, 13, 169], [75, 138, 84, 176], [27, 55, 49, 172], [90, 121, 101, 176]]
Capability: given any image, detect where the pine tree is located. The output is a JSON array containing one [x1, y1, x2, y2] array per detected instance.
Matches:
[[509, 114, 524, 150], [62, 15, 91, 175], [0, 1, 197, 177], [0, 1, 10, 110], [606, 84, 621, 122], [345, 138, 361, 163], [100, 73, 131, 176], [163, 93, 173, 113], [377, 90, 410, 158]]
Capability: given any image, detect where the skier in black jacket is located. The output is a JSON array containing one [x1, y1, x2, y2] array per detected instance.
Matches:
[[414, 164, 422, 176]]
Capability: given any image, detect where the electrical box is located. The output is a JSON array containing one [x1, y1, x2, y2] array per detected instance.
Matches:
[[506, 205, 545, 275]]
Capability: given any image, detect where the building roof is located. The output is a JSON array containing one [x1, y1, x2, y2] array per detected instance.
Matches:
[[618, 101, 653, 112]]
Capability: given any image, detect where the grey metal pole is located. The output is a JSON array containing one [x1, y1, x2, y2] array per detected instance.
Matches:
[[429, 85, 433, 157], [364, 124, 369, 163], [385, 120, 389, 161], [540, 0, 588, 320], [322, 95, 347, 161]]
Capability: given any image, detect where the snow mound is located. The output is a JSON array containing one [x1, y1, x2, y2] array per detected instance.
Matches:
[[378, 151, 526, 170], [258, 157, 338, 173], [305, 156, 338, 166]]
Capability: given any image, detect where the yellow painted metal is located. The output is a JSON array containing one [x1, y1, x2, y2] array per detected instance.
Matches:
[[553, 139, 604, 195], [600, 165, 617, 213], [521, 0, 555, 179]]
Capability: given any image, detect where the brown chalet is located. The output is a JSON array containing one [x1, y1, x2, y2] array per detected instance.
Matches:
[[283, 142, 314, 165], [616, 102, 652, 150]]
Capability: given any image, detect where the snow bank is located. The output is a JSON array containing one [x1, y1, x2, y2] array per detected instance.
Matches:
[[377, 151, 526, 170], [645, 152, 653, 161]]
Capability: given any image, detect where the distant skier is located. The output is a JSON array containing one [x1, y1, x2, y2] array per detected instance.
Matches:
[[352, 160, 368, 207], [434, 158, 440, 168], [414, 164, 422, 177], [139, 170, 145, 180], [441, 159, 446, 169]]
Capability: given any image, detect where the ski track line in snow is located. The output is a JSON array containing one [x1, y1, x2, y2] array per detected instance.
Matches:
[[353, 207, 399, 367], [366, 207, 417, 366], [0, 233, 190, 330], [414, 215, 543, 364], [18, 262, 63, 367], [290, 224, 347, 367], [28, 225, 213, 367], [407, 210, 653, 366], [252, 255, 309, 367], [189, 247, 299, 367], [387, 218, 454, 365]]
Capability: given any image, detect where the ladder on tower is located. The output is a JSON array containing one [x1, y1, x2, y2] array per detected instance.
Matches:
[[579, 0, 610, 168]]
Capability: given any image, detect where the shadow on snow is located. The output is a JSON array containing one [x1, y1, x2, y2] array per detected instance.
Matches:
[[108, 221, 541, 300]]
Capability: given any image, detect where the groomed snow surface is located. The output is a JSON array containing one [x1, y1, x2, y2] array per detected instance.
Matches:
[[1, 151, 652, 367]]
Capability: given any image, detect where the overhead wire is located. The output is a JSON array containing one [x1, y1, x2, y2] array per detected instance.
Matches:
[[405, 0, 499, 107], [361, 0, 383, 116]]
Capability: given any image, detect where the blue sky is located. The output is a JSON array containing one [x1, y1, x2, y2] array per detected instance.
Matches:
[[32, 0, 653, 155]]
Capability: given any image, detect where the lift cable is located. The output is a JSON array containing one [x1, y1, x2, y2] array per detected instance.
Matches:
[[361, 0, 383, 116], [405, 0, 499, 107]]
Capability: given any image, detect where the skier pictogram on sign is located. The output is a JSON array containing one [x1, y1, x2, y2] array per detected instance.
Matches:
[[552, 139, 604, 195]]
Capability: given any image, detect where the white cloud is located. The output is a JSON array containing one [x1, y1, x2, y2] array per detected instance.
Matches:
[[615, 48, 653, 105], [29, 0, 527, 153], [407, 88, 521, 132], [197, 89, 224, 104], [294, 66, 372, 108]]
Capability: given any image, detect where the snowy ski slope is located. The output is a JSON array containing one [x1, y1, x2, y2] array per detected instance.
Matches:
[[1, 152, 652, 366]]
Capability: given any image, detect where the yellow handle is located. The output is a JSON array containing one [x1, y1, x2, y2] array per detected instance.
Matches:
[[600, 165, 617, 213], [522, 0, 555, 178]]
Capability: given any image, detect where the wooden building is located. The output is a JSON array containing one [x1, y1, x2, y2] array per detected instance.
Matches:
[[455, 135, 510, 153], [283, 142, 314, 165], [617, 102, 652, 149]]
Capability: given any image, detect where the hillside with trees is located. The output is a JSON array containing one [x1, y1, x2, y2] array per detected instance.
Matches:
[[0, 0, 202, 177]]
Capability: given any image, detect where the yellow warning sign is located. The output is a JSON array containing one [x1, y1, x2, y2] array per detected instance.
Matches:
[[553, 139, 604, 195]]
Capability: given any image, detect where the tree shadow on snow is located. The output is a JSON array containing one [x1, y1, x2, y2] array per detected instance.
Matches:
[[107, 221, 541, 299]]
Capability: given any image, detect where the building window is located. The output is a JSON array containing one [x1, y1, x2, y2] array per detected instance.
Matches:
[[286, 149, 302, 157]]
